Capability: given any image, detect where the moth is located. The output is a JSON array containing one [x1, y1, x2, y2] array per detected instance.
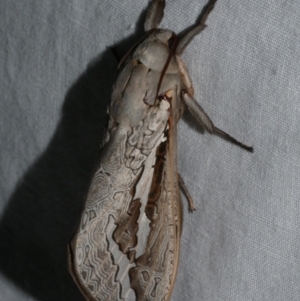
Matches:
[[68, 0, 253, 300]]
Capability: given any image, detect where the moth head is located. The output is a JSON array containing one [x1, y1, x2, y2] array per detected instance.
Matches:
[[151, 29, 175, 49], [137, 29, 178, 74]]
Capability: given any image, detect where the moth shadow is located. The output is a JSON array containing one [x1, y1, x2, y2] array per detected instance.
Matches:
[[0, 8, 148, 301]]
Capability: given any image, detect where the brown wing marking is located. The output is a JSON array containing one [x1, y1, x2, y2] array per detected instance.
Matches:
[[128, 131, 179, 301], [113, 198, 142, 254]]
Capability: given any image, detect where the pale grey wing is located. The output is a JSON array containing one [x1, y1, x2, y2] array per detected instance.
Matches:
[[68, 98, 173, 301], [68, 126, 141, 301]]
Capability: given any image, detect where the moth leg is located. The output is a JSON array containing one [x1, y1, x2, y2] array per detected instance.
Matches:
[[182, 90, 253, 152], [144, 0, 166, 31], [178, 173, 196, 212], [176, 0, 218, 55]]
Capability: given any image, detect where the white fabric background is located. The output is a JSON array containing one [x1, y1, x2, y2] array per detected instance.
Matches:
[[1, 0, 299, 300]]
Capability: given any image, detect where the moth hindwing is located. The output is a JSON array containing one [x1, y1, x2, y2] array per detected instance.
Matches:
[[68, 0, 252, 300]]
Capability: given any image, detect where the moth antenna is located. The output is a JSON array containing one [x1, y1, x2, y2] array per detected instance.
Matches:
[[144, 0, 166, 31], [176, 0, 217, 55]]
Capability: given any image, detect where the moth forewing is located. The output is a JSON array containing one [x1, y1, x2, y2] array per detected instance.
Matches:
[[69, 0, 253, 300], [164, 89, 183, 297], [68, 35, 185, 300]]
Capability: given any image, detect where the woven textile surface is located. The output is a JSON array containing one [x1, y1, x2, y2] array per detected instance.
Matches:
[[1, 0, 299, 300]]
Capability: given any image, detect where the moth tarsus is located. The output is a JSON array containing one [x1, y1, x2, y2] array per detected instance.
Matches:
[[214, 127, 254, 152], [178, 173, 196, 212], [68, 0, 252, 300]]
